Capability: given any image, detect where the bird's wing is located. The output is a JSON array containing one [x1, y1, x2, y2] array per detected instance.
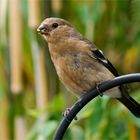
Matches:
[[91, 48, 119, 77], [79, 37, 119, 76]]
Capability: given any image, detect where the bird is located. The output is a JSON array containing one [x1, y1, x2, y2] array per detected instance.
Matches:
[[37, 17, 140, 118]]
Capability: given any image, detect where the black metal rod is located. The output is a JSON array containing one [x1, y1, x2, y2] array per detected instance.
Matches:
[[53, 73, 140, 140]]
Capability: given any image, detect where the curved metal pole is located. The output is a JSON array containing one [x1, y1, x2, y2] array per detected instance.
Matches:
[[53, 73, 140, 140]]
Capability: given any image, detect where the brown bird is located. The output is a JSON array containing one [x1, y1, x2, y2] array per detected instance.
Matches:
[[37, 17, 140, 117]]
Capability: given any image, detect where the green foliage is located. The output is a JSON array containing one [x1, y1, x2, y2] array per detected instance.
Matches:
[[27, 119, 58, 140]]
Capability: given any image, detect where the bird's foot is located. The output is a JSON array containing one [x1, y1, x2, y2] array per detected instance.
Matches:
[[63, 108, 78, 120], [95, 82, 103, 97]]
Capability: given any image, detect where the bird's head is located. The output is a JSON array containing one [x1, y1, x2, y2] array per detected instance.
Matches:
[[37, 17, 75, 43]]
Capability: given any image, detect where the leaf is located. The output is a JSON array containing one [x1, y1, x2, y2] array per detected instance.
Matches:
[[70, 125, 84, 140], [49, 94, 65, 113], [42, 121, 58, 138], [86, 98, 104, 134]]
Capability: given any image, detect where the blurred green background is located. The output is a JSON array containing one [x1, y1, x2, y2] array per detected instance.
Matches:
[[0, 0, 140, 140]]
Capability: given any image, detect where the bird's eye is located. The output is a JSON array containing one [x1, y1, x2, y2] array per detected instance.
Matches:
[[52, 23, 59, 28]]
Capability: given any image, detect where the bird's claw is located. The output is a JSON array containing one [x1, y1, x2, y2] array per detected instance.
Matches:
[[63, 108, 78, 120], [96, 83, 103, 97]]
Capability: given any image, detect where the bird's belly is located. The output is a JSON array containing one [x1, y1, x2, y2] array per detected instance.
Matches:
[[54, 58, 90, 97], [57, 71, 94, 97], [54, 56, 117, 97]]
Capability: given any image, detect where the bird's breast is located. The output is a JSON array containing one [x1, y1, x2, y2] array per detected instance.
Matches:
[[50, 52, 98, 96]]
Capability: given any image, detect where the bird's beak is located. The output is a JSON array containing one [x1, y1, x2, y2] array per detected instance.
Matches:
[[37, 24, 49, 35]]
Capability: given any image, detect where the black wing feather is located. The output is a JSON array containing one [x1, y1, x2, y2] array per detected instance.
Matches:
[[92, 49, 119, 77]]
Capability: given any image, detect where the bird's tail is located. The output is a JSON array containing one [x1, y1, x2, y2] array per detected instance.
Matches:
[[117, 85, 140, 118]]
